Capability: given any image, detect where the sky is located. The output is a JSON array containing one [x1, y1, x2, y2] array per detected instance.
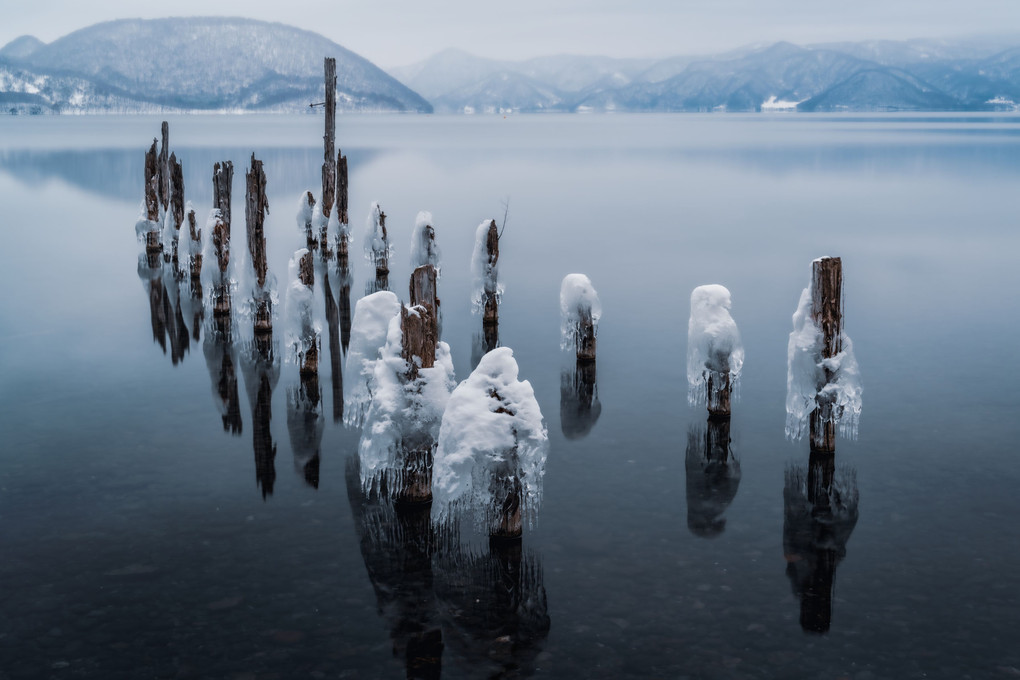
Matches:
[[3, 0, 1020, 68]]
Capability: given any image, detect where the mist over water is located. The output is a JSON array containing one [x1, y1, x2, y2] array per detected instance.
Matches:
[[1, 113, 1018, 678]]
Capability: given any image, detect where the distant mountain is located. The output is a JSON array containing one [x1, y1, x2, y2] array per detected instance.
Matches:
[[0, 35, 44, 60], [392, 37, 1020, 113], [0, 17, 431, 114]]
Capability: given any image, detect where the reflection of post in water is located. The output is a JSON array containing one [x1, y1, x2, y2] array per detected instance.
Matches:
[[345, 457, 444, 679], [287, 367, 323, 489], [435, 537, 551, 678], [204, 317, 243, 435], [783, 455, 858, 634], [560, 359, 601, 440], [338, 263, 353, 354], [685, 416, 741, 538], [242, 335, 279, 500], [138, 258, 191, 365], [322, 265, 343, 423]]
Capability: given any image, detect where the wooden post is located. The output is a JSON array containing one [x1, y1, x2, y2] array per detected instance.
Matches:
[[336, 150, 348, 225], [303, 190, 316, 251], [158, 121, 170, 212], [321, 58, 336, 223], [402, 265, 439, 377], [374, 208, 389, 277], [169, 152, 184, 266], [144, 140, 161, 257], [707, 369, 731, 417], [576, 307, 596, 362], [212, 161, 233, 230], [491, 472, 523, 540], [246, 154, 271, 334], [187, 209, 202, 281], [482, 220, 499, 325], [809, 257, 842, 453], [339, 265, 352, 353]]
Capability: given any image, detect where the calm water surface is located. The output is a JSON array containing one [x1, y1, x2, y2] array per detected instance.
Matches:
[[1, 113, 1019, 679]]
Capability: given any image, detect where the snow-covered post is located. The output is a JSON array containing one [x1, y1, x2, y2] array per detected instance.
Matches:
[[321, 58, 336, 230], [786, 256, 861, 454], [157, 121, 170, 213], [298, 250, 318, 376], [186, 209, 202, 281], [478, 220, 500, 325], [687, 285, 744, 418], [433, 348, 548, 541], [299, 190, 316, 251], [366, 202, 390, 290], [560, 274, 600, 362], [212, 161, 233, 230]]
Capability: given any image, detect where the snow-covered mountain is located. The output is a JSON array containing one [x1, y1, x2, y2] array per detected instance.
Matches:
[[391, 37, 1020, 113], [0, 17, 431, 114]]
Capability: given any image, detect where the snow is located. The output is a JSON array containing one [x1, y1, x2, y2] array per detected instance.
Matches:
[[785, 275, 862, 441], [560, 273, 601, 351], [358, 311, 456, 492], [432, 347, 548, 530], [470, 220, 501, 313], [295, 191, 314, 232], [761, 95, 802, 111], [343, 290, 401, 427], [687, 284, 744, 406], [410, 211, 441, 273]]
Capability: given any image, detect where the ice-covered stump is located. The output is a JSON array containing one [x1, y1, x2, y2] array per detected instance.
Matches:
[[245, 154, 273, 335], [141, 139, 162, 258], [471, 220, 501, 325], [410, 211, 441, 273], [365, 202, 390, 277], [786, 257, 862, 452], [344, 291, 402, 427], [283, 249, 320, 377], [433, 347, 548, 539], [687, 284, 744, 417], [358, 310, 456, 505], [560, 274, 600, 362], [297, 190, 316, 251], [183, 207, 202, 280]]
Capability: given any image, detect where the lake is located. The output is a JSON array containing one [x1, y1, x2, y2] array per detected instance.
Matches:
[[1, 113, 1018, 679]]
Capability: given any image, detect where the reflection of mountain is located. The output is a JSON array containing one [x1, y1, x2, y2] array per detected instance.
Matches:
[[685, 418, 740, 538], [0, 147, 376, 205], [783, 453, 859, 634], [560, 360, 601, 440]]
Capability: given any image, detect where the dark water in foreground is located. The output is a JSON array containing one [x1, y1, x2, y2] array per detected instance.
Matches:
[[1, 114, 1019, 679]]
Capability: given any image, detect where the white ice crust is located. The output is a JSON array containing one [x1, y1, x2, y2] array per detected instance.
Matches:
[[432, 347, 548, 527], [687, 284, 744, 405], [343, 291, 402, 427], [559, 273, 601, 350], [410, 210, 441, 273], [785, 278, 862, 441]]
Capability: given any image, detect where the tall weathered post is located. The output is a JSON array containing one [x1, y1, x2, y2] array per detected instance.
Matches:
[[809, 257, 842, 453], [157, 121, 170, 213], [483, 220, 500, 326], [321, 59, 337, 238], [397, 264, 440, 506], [143, 140, 162, 261], [211, 161, 233, 319], [336, 149, 349, 263], [168, 152, 185, 266], [246, 154, 271, 334], [298, 251, 318, 376]]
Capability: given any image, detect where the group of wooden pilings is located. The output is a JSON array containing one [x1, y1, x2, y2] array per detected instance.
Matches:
[[143, 122, 192, 270], [306, 57, 351, 263]]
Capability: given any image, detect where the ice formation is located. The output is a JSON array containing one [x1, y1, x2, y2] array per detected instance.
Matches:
[[364, 202, 390, 269], [433, 347, 548, 531], [343, 291, 402, 427], [357, 311, 457, 492], [295, 191, 314, 232], [785, 276, 862, 441], [410, 211, 441, 273], [687, 284, 744, 406], [282, 249, 320, 365], [470, 220, 502, 314], [559, 273, 601, 351]]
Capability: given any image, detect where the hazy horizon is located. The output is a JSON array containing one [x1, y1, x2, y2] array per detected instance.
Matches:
[[4, 2, 1020, 70]]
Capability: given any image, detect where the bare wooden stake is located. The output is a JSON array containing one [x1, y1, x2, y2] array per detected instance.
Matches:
[[187, 210, 202, 280], [401, 265, 439, 378], [303, 190, 316, 251], [482, 219, 499, 325], [576, 307, 597, 362], [336, 151, 348, 225], [707, 370, 731, 417], [809, 256, 842, 453], [212, 161, 233, 230], [246, 154, 271, 334], [321, 58, 336, 223], [158, 121, 170, 212], [168, 152, 185, 265], [144, 139, 159, 223]]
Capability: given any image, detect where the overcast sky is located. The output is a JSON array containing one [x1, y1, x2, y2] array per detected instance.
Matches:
[[4, 0, 1020, 68]]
